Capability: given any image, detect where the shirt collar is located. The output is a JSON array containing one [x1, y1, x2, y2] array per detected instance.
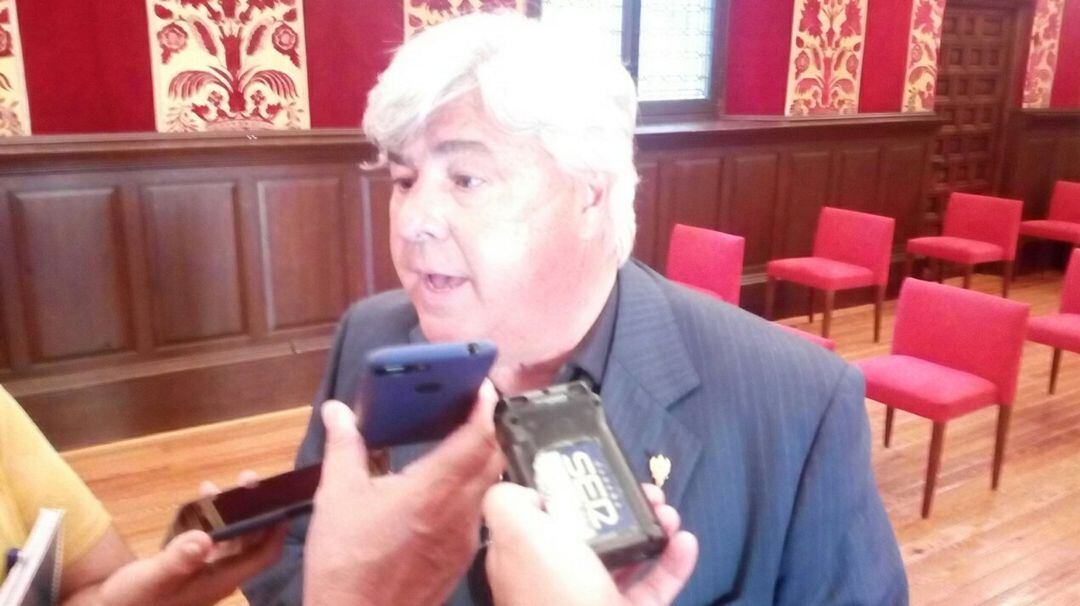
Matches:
[[552, 279, 618, 392]]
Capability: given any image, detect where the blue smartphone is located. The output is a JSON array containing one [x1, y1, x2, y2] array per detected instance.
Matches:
[[356, 341, 498, 449]]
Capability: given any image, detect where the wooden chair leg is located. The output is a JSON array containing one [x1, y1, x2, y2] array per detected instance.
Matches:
[[923, 422, 947, 518], [884, 406, 895, 447], [822, 290, 834, 338], [1015, 235, 1026, 275], [1002, 260, 1014, 298], [765, 277, 777, 320], [992, 405, 1013, 490], [874, 284, 885, 342], [962, 265, 973, 289], [807, 288, 815, 323], [1049, 348, 1062, 395]]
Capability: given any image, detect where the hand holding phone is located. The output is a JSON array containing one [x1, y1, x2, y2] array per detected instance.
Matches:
[[164, 341, 498, 544], [164, 465, 321, 544], [305, 396, 503, 605]]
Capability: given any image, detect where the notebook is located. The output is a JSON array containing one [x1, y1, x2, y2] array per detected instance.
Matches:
[[0, 508, 64, 606]]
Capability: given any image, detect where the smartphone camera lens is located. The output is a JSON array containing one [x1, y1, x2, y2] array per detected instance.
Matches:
[[467, 342, 479, 355]]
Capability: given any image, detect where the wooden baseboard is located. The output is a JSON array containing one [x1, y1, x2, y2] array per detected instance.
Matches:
[[15, 346, 328, 450]]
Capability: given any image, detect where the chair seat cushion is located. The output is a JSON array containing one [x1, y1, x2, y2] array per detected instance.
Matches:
[[906, 236, 1005, 265], [766, 257, 876, 291], [772, 322, 836, 350], [1019, 220, 1080, 245], [855, 355, 999, 422], [1028, 313, 1080, 352]]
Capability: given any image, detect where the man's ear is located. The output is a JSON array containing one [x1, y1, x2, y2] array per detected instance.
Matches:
[[579, 173, 612, 239]]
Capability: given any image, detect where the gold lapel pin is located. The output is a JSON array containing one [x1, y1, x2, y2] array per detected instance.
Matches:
[[649, 454, 672, 489]]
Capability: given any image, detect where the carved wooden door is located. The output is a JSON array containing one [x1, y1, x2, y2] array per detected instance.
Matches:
[[927, 4, 1017, 229]]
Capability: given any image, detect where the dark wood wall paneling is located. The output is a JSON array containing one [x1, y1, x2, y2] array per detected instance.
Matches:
[[0, 132, 375, 447], [11, 187, 133, 362], [1003, 110, 1080, 214], [0, 119, 941, 448], [634, 115, 941, 312], [1002, 110, 1080, 269]]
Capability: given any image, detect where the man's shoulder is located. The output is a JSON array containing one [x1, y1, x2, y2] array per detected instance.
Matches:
[[339, 289, 416, 334], [330, 289, 419, 363]]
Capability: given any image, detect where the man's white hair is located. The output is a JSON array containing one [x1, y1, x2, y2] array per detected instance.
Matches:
[[363, 11, 639, 264]]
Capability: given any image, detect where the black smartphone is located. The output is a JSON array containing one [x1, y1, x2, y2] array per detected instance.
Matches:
[[356, 341, 498, 449], [163, 463, 321, 544]]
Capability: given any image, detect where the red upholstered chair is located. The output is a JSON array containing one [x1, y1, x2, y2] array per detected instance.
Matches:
[[905, 192, 1023, 297], [665, 224, 836, 351], [1019, 180, 1080, 246], [765, 207, 895, 341], [666, 223, 744, 305], [1027, 248, 1080, 394], [855, 278, 1029, 517]]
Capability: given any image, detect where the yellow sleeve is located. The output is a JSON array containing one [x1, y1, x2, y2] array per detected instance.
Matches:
[[0, 386, 112, 567]]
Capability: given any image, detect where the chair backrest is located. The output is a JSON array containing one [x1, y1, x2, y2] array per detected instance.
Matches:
[[892, 278, 1029, 405], [1047, 180, 1080, 224], [942, 192, 1023, 260], [1060, 248, 1080, 314], [811, 207, 896, 285], [665, 224, 745, 305]]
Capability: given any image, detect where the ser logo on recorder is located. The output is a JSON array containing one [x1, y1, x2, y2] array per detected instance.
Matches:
[[535, 439, 632, 541], [564, 450, 621, 530]]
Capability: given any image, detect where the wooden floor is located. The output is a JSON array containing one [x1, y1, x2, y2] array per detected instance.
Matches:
[[60, 272, 1080, 605]]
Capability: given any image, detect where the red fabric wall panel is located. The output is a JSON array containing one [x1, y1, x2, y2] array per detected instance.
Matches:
[[11, 1, 994, 133], [15, 0, 403, 134], [16, 0, 156, 134], [307, 1, 402, 128], [859, 0, 914, 113], [725, 0, 794, 115], [1051, 0, 1080, 108]]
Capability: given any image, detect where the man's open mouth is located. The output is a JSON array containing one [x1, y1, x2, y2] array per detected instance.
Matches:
[[423, 273, 468, 291]]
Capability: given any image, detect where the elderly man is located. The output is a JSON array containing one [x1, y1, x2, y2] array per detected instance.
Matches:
[[246, 11, 907, 606]]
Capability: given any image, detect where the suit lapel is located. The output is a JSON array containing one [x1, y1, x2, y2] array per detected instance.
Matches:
[[388, 262, 706, 508], [602, 261, 704, 508]]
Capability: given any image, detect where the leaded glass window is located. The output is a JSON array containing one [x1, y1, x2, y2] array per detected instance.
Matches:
[[540, 0, 717, 103]]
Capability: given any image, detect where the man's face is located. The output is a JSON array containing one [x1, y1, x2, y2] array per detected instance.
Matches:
[[387, 94, 606, 360]]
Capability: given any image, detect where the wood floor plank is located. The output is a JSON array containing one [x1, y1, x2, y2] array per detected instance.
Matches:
[[55, 272, 1080, 605]]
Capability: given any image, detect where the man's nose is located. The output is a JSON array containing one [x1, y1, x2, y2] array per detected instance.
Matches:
[[394, 178, 451, 242]]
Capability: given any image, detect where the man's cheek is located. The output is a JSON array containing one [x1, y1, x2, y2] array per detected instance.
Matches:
[[476, 230, 531, 266]]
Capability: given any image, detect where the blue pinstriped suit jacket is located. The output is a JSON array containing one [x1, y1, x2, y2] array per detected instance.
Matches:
[[243, 260, 908, 605]]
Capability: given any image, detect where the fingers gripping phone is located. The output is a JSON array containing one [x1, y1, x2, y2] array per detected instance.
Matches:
[[356, 341, 498, 449], [164, 464, 322, 544], [164, 340, 497, 542]]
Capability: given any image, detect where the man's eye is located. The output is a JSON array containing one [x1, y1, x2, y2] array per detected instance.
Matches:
[[452, 175, 485, 190], [393, 178, 415, 192]]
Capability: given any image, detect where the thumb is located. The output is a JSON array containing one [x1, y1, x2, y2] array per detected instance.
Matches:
[[320, 400, 370, 484], [154, 530, 213, 581], [483, 483, 548, 545]]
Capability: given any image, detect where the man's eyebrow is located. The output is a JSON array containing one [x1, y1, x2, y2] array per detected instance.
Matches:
[[432, 140, 493, 157], [387, 140, 493, 166]]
